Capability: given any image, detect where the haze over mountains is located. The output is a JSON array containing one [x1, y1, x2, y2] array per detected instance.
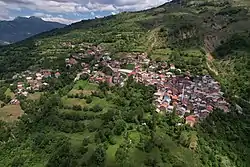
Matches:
[[0, 16, 65, 45]]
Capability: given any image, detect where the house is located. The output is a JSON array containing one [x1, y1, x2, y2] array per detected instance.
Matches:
[[36, 76, 42, 81], [43, 71, 51, 78], [170, 64, 176, 70], [17, 82, 24, 89], [10, 99, 20, 105], [26, 76, 32, 80], [22, 91, 28, 97], [69, 58, 78, 65], [36, 73, 42, 77], [185, 115, 196, 127], [55, 72, 61, 78], [159, 103, 168, 112]]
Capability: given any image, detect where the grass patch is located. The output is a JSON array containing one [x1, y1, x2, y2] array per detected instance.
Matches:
[[0, 105, 24, 122], [68, 80, 98, 96], [106, 136, 125, 166], [73, 80, 98, 90], [59, 131, 91, 147], [125, 64, 135, 70], [89, 97, 114, 110], [5, 88, 15, 99], [27, 92, 43, 100], [68, 89, 93, 96], [129, 131, 140, 144], [61, 96, 86, 107], [181, 49, 203, 57], [151, 48, 173, 61]]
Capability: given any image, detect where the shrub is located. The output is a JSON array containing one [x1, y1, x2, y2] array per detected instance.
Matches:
[[91, 105, 103, 113], [86, 96, 92, 104], [72, 105, 82, 111]]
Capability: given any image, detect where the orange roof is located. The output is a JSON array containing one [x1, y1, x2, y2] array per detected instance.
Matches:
[[172, 95, 178, 100], [160, 103, 168, 108], [186, 115, 196, 122]]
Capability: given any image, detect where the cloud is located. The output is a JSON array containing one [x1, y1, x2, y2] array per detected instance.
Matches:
[[0, 0, 170, 23], [33, 12, 80, 24], [0, 0, 169, 13], [42, 16, 81, 24]]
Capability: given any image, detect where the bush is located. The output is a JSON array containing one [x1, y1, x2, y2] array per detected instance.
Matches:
[[1, 103, 5, 108], [91, 105, 103, 113], [82, 106, 89, 112], [72, 105, 82, 111], [109, 137, 117, 145], [86, 96, 92, 104]]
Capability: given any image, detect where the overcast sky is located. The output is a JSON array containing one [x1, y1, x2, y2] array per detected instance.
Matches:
[[0, 0, 170, 24]]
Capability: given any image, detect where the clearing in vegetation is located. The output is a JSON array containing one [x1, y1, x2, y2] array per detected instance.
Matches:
[[0, 105, 23, 122]]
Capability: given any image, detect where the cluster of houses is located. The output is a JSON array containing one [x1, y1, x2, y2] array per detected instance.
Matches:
[[7, 42, 230, 127], [152, 74, 229, 126], [68, 47, 229, 127], [11, 69, 61, 100]]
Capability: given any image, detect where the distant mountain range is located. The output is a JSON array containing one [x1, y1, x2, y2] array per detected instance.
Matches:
[[0, 16, 65, 45]]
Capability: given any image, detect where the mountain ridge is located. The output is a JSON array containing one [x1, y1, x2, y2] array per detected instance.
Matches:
[[0, 16, 66, 44]]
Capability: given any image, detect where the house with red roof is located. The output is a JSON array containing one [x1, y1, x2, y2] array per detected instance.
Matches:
[[55, 72, 61, 78], [185, 115, 196, 127]]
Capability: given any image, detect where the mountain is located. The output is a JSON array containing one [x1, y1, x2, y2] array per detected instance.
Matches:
[[0, 16, 65, 44], [0, 1, 250, 167]]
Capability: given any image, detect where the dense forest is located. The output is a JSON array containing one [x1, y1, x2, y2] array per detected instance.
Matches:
[[0, 0, 250, 167]]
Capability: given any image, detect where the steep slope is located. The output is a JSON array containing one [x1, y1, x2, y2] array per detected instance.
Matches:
[[0, 16, 65, 44]]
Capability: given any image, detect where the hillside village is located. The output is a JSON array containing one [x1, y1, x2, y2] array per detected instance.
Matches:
[[63, 44, 229, 127], [8, 43, 229, 127]]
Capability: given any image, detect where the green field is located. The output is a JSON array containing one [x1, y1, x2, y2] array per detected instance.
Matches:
[[106, 136, 125, 166], [4, 88, 15, 99], [73, 80, 98, 90], [68, 80, 98, 96], [151, 48, 173, 61], [27, 92, 43, 100], [61, 96, 86, 107]]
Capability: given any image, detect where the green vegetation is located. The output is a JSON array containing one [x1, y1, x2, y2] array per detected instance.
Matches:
[[4, 88, 15, 99], [0, 0, 250, 167], [27, 92, 43, 100], [1, 78, 249, 167]]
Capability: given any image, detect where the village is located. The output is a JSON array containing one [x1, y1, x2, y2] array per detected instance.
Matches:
[[62, 44, 230, 127], [8, 44, 230, 127], [9, 69, 61, 104]]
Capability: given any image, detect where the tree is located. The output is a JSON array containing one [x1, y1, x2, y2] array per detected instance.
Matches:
[[91, 104, 103, 112], [85, 96, 92, 104], [11, 156, 26, 167], [113, 119, 126, 135], [46, 141, 76, 167], [72, 105, 82, 111], [90, 144, 106, 166], [115, 143, 131, 167]]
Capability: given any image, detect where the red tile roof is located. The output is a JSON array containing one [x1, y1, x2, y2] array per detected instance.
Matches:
[[186, 115, 196, 122]]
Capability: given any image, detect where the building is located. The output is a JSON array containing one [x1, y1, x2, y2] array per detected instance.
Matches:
[[185, 115, 196, 127]]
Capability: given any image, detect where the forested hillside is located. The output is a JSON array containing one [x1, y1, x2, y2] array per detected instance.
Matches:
[[0, 0, 250, 167]]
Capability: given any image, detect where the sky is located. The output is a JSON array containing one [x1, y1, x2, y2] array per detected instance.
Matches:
[[0, 0, 170, 24]]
